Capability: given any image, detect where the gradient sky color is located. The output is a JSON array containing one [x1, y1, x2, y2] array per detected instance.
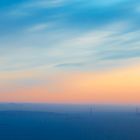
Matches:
[[0, 0, 140, 104]]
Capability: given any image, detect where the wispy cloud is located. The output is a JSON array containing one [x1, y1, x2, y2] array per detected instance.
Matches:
[[0, 0, 140, 84], [27, 23, 49, 32]]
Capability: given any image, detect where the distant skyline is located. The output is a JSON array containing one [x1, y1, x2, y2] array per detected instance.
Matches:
[[0, 0, 140, 104]]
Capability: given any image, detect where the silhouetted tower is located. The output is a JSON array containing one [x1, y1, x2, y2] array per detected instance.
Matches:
[[90, 106, 93, 117], [136, 107, 140, 115]]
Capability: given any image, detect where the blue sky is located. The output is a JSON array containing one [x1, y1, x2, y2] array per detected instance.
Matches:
[[0, 0, 140, 104], [0, 0, 140, 74]]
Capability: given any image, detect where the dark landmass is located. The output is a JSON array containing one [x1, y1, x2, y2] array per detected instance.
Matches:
[[0, 104, 140, 140]]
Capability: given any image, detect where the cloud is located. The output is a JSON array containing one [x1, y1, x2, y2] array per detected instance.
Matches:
[[27, 23, 49, 32], [7, 0, 66, 17], [25, 0, 66, 8], [135, 5, 140, 14], [0, 21, 140, 74], [0, 0, 140, 76], [55, 63, 85, 69], [0, 0, 140, 37]]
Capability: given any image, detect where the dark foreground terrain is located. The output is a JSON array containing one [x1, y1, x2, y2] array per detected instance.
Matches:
[[0, 109, 140, 140]]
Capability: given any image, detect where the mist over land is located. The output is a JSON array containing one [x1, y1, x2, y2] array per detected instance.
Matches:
[[0, 103, 140, 140], [0, 103, 139, 112]]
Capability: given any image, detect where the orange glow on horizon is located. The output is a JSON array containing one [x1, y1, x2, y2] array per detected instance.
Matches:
[[0, 65, 140, 105]]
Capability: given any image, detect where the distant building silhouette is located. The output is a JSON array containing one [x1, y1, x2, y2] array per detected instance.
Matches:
[[136, 107, 140, 115], [89, 106, 93, 116]]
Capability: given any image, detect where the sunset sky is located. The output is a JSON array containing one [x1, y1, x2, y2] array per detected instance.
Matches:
[[0, 0, 140, 104]]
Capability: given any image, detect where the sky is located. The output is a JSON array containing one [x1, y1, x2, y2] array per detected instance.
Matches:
[[0, 0, 140, 104]]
